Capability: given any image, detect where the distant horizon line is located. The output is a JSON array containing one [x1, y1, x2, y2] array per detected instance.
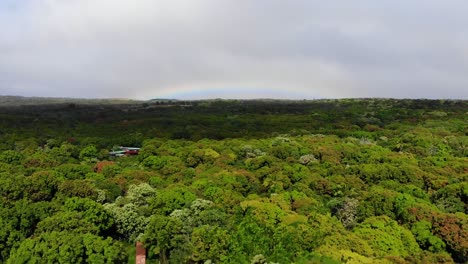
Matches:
[[1, 94, 466, 101]]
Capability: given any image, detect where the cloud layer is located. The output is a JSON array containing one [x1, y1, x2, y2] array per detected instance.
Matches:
[[1, 0, 468, 99]]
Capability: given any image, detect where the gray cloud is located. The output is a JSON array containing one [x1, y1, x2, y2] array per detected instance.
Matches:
[[1, 0, 467, 99]]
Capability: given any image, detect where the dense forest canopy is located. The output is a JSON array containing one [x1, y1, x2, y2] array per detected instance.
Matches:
[[0, 98, 466, 263]]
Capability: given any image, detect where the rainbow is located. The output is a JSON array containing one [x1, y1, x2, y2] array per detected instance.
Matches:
[[138, 85, 323, 100]]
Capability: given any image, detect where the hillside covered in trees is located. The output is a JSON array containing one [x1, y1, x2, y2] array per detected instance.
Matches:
[[0, 98, 466, 263]]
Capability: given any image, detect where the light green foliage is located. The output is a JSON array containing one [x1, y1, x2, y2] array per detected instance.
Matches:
[[138, 141, 160, 160], [58, 179, 98, 199], [432, 182, 467, 213], [353, 216, 421, 257], [55, 164, 91, 180], [7, 231, 127, 263], [271, 142, 299, 160], [231, 198, 321, 262], [245, 155, 275, 170], [270, 219, 320, 261], [283, 164, 310, 183], [142, 156, 184, 175], [190, 225, 230, 262], [141, 155, 164, 170], [151, 187, 196, 215], [315, 247, 392, 264], [240, 199, 287, 229], [79, 145, 98, 161], [24, 171, 59, 202], [231, 215, 275, 261], [35, 211, 99, 235], [0, 173, 26, 204], [101, 164, 121, 178], [0, 201, 57, 260], [411, 220, 446, 253], [64, 197, 114, 233], [0, 150, 23, 165], [316, 232, 374, 257], [398, 184, 429, 200], [287, 190, 320, 214], [357, 186, 398, 220], [203, 148, 220, 160], [393, 193, 418, 222], [142, 214, 189, 264], [45, 142, 77, 163], [0, 216, 25, 261]]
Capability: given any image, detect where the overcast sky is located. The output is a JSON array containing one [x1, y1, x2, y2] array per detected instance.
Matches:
[[1, 0, 468, 99]]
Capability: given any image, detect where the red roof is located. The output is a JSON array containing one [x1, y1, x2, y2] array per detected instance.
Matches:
[[136, 242, 146, 264]]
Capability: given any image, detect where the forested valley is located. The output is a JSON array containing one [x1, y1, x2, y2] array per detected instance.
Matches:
[[0, 98, 466, 263]]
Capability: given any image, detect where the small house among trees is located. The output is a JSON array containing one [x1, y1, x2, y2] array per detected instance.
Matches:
[[109, 146, 141, 157]]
